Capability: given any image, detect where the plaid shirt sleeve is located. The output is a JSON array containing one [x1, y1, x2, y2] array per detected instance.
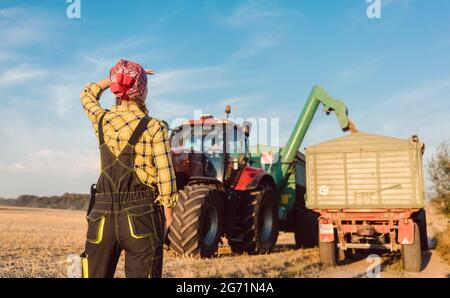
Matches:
[[80, 83, 105, 135], [152, 122, 178, 208]]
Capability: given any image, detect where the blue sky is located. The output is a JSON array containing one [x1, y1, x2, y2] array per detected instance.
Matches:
[[0, 0, 449, 197]]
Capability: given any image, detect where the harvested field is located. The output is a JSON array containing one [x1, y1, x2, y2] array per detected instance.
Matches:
[[0, 206, 448, 278]]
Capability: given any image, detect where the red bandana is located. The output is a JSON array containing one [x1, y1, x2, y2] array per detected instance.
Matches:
[[109, 59, 147, 101]]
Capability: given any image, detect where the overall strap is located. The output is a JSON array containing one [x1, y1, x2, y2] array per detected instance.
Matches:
[[128, 116, 152, 146], [98, 111, 109, 145]]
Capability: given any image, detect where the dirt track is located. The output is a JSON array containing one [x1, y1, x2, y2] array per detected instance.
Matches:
[[0, 204, 448, 278]]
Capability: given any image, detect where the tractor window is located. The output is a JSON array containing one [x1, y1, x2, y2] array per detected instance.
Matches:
[[203, 125, 224, 154], [171, 125, 201, 153], [229, 126, 244, 155], [202, 125, 225, 180], [171, 124, 225, 154]]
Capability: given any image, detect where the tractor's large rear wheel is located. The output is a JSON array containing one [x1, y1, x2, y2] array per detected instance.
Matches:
[[168, 184, 224, 258], [228, 185, 279, 254]]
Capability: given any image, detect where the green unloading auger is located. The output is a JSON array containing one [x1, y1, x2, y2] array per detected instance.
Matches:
[[269, 85, 357, 191]]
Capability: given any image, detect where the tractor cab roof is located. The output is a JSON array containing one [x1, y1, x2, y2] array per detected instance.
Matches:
[[172, 113, 252, 137], [183, 119, 238, 126], [178, 114, 241, 129]]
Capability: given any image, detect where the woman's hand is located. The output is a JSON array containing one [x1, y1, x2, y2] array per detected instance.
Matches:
[[96, 78, 111, 91], [95, 68, 152, 91]]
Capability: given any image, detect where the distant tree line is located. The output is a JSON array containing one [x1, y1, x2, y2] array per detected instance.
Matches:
[[0, 193, 90, 211]]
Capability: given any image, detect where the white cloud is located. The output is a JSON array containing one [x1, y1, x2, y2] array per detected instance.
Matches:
[[0, 100, 101, 197], [47, 83, 80, 116], [219, 94, 264, 111], [0, 149, 98, 175], [382, 78, 450, 108], [146, 65, 262, 122], [0, 149, 99, 197], [349, 78, 450, 190], [0, 7, 53, 90], [0, 7, 52, 47], [79, 38, 160, 75], [337, 57, 381, 80], [150, 66, 233, 97], [81, 55, 118, 74], [0, 65, 48, 87], [214, 1, 299, 60], [382, 0, 411, 8], [0, 50, 13, 63], [349, 78, 450, 141], [0, 7, 24, 17], [230, 34, 279, 60], [217, 0, 302, 28]]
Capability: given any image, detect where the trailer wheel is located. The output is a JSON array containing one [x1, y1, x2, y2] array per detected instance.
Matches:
[[413, 209, 429, 251], [319, 239, 338, 266], [168, 184, 224, 258], [228, 185, 279, 254], [401, 223, 422, 272], [294, 207, 319, 249]]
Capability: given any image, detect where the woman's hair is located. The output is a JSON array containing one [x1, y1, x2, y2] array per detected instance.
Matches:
[[115, 95, 148, 115]]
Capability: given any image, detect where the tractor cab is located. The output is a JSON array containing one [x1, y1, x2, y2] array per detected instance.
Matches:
[[170, 113, 252, 188]]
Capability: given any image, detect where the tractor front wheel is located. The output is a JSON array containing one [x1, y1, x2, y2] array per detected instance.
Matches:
[[168, 184, 224, 258]]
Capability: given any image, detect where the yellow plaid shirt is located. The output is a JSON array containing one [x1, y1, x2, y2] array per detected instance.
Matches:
[[81, 83, 178, 208]]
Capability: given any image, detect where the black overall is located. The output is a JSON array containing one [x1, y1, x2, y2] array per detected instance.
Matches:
[[82, 112, 164, 278]]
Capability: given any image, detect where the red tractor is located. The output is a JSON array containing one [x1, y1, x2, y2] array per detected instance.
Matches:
[[168, 112, 280, 257], [167, 86, 353, 257]]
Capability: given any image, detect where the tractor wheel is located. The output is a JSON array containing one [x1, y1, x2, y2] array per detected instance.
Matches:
[[227, 185, 279, 254], [319, 240, 338, 266], [401, 223, 422, 272], [294, 207, 319, 249], [413, 209, 429, 251], [168, 184, 224, 258]]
